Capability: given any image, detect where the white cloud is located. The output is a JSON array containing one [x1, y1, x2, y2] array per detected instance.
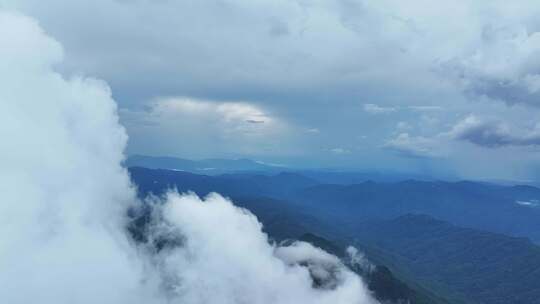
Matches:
[[363, 103, 397, 114], [384, 133, 440, 158], [122, 97, 291, 157], [408, 106, 444, 112], [145, 192, 377, 304], [516, 200, 539, 207], [346, 247, 375, 274], [396, 121, 412, 131], [0, 10, 144, 304], [0, 10, 377, 304], [150, 97, 274, 125], [330, 148, 352, 154]]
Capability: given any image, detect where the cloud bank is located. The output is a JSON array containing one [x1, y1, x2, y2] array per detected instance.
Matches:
[[0, 10, 377, 304]]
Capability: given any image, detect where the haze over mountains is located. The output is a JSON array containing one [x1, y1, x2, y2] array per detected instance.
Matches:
[[126, 155, 280, 175], [126, 155, 540, 186], [126, 155, 454, 184], [127, 155, 540, 242], [128, 156, 540, 304]]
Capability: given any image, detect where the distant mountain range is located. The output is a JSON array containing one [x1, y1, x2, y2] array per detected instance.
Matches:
[[127, 165, 540, 304], [129, 166, 540, 243], [295, 180, 540, 243], [125, 155, 446, 182], [127, 155, 540, 186], [125, 155, 281, 175]]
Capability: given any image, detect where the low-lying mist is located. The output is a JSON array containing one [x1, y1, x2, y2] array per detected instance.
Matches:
[[0, 11, 377, 304]]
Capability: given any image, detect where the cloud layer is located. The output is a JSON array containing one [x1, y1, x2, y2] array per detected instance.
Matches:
[[7, 0, 540, 179]]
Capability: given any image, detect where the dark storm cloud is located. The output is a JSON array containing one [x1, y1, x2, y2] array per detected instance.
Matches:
[[449, 116, 540, 148], [439, 23, 540, 107]]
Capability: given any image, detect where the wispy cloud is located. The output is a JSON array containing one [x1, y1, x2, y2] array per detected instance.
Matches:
[[383, 133, 441, 158], [363, 103, 397, 114], [516, 200, 539, 207], [408, 106, 444, 112], [330, 147, 351, 154]]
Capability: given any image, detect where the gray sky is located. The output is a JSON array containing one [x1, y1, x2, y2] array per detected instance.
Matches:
[[5, 0, 540, 180]]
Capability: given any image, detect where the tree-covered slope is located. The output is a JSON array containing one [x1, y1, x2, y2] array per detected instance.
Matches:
[[353, 215, 540, 304]]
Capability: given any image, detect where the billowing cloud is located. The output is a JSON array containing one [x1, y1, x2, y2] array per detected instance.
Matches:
[[449, 115, 540, 148], [0, 10, 378, 304], [0, 10, 144, 303], [147, 192, 377, 303]]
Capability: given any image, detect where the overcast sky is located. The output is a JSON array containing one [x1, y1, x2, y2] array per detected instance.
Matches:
[[5, 0, 540, 180]]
